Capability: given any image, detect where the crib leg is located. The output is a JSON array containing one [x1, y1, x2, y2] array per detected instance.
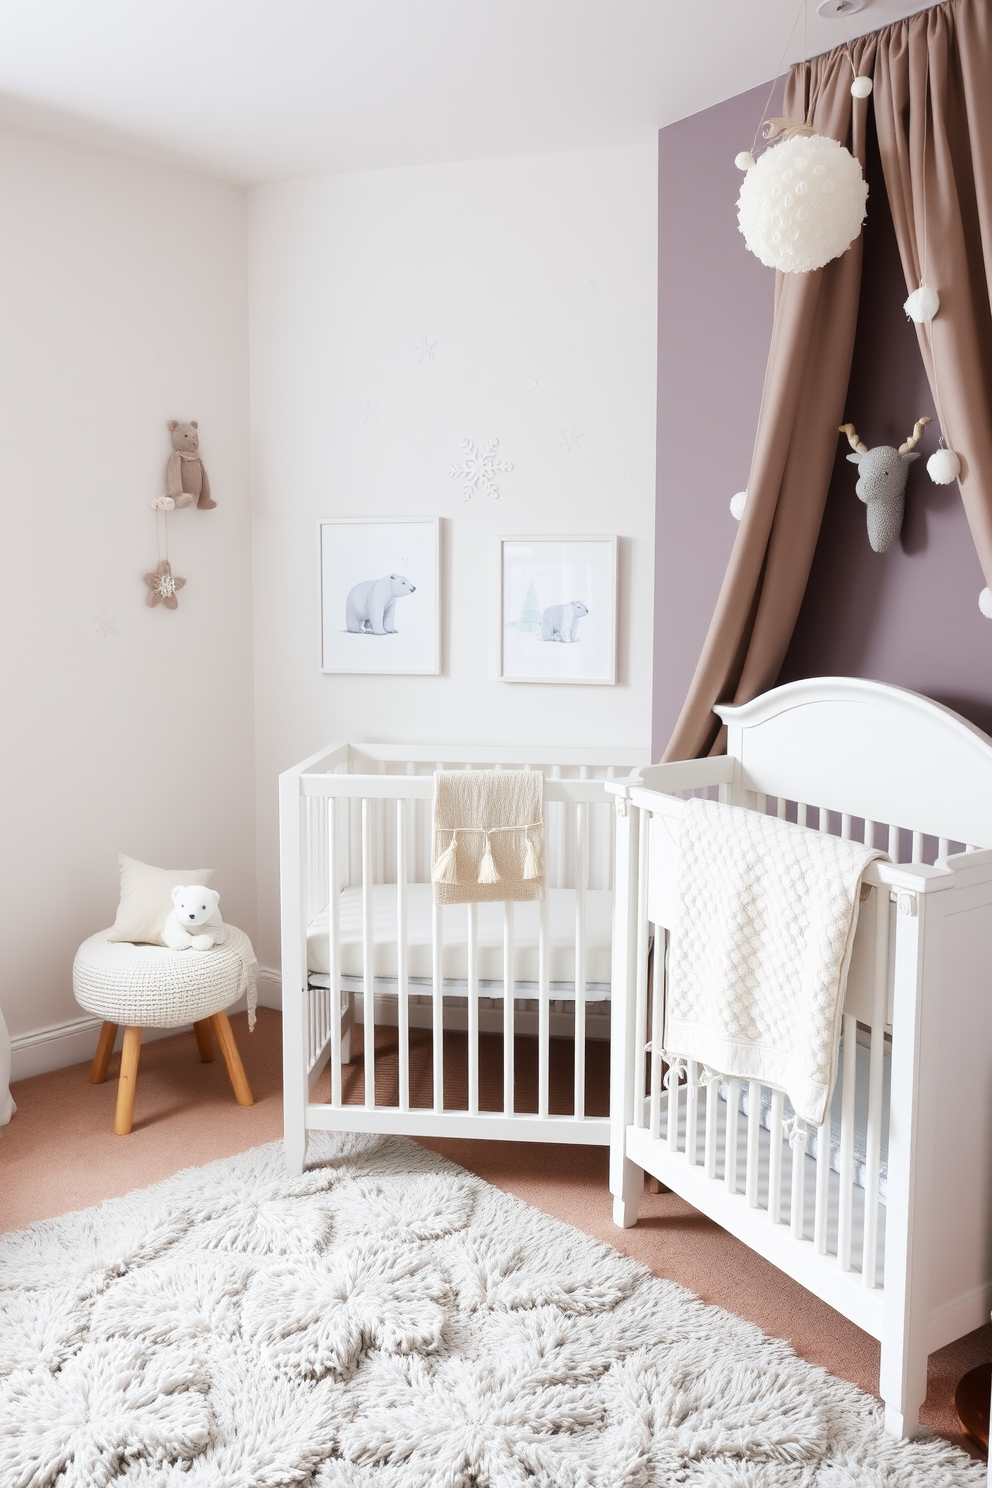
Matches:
[[879, 1332, 927, 1439], [611, 1157, 643, 1229], [284, 1123, 308, 1176]]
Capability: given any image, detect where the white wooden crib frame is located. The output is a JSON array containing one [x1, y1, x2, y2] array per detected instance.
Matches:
[[281, 741, 648, 1176], [608, 677, 992, 1440]]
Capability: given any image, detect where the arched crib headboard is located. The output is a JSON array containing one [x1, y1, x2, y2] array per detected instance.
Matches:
[[714, 677, 992, 850]]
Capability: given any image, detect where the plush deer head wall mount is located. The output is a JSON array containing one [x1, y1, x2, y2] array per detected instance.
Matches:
[[839, 418, 931, 553]]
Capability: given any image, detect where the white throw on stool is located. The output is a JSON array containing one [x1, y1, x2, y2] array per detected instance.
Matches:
[[73, 926, 257, 1135]]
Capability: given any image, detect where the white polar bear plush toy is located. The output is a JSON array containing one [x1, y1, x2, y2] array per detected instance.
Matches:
[[346, 573, 416, 635], [162, 885, 227, 951], [541, 600, 588, 643]]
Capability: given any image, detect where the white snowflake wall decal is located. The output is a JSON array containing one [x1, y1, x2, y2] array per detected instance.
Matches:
[[361, 399, 380, 426], [559, 426, 583, 454], [94, 611, 117, 638], [415, 335, 437, 362], [448, 438, 514, 501]]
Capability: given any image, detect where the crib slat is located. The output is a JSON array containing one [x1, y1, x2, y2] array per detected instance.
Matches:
[[704, 1081, 717, 1179], [814, 1119, 831, 1254], [361, 799, 375, 1108], [745, 1081, 760, 1206], [686, 1060, 699, 1164], [431, 900, 444, 1113], [841, 813, 852, 841], [667, 1052, 679, 1153], [553, 764, 564, 889], [797, 802, 808, 828], [790, 1127, 805, 1240], [538, 881, 550, 1119], [776, 797, 787, 820], [725, 1080, 740, 1193], [396, 800, 409, 1113], [649, 930, 663, 1141], [862, 888, 889, 1288], [503, 902, 515, 1116], [768, 1091, 784, 1223], [574, 795, 588, 1121], [329, 798, 342, 1106], [911, 830, 924, 864], [467, 903, 479, 1115], [632, 821, 651, 1128], [837, 1012, 858, 1271]]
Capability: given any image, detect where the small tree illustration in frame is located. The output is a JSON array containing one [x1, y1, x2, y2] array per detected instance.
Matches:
[[319, 517, 440, 674], [500, 536, 617, 684]]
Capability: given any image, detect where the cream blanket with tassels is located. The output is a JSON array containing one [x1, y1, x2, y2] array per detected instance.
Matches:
[[664, 797, 883, 1128], [433, 770, 545, 905]]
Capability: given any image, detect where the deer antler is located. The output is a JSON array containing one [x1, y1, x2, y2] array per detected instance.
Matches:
[[898, 417, 932, 454], [839, 423, 868, 454]]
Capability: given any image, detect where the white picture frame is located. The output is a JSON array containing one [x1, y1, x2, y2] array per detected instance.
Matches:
[[500, 535, 618, 685], [318, 516, 440, 675]]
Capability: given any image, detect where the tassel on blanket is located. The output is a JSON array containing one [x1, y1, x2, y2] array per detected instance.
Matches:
[[783, 1113, 810, 1149], [523, 831, 540, 881], [477, 834, 500, 885], [433, 835, 459, 885]]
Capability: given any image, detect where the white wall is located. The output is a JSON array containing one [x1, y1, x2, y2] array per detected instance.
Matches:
[[0, 124, 255, 1075], [248, 145, 658, 973]]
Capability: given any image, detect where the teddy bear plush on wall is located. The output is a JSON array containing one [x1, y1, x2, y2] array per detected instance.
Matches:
[[167, 421, 215, 510], [162, 885, 226, 950]]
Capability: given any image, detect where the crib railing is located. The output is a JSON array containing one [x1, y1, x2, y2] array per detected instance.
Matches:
[[281, 743, 648, 1172]]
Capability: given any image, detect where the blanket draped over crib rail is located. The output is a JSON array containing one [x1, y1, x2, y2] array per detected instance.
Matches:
[[432, 768, 545, 905], [664, 797, 883, 1126]]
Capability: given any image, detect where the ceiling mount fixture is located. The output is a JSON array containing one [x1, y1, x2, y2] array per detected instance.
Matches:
[[817, 0, 867, 16]]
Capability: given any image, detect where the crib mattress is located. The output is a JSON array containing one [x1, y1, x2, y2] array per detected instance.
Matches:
[[307, 883, 613, 987]]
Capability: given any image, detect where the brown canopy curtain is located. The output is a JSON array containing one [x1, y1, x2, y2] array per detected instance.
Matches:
[[663, 0, 992, 763]]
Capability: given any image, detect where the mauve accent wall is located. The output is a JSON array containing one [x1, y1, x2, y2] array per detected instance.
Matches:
[[655, 81, 992, 756]]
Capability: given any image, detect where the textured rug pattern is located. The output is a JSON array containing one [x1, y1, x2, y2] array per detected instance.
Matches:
[[0, 1134, 983, 1487]]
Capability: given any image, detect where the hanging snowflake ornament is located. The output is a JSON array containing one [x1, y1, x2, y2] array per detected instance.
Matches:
[[144, 559, 186, 610], [448, 437, 514, 501], [736, 125, 868, 274]]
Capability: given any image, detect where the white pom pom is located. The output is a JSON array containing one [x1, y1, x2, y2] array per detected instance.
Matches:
[[735, 151, 757, 171], [979, 588, 992, 619], [730, 491, 748, 520], [150, 496, 176, 511], [904, 285, 940, 323], [927, 447, 961, 484], [851, 76, 873, 99], [737, 133, 868, 274]]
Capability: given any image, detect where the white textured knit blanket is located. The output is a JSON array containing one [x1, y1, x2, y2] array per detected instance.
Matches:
[[433, 769, 545, 905], [665, 797, 883, 1127]]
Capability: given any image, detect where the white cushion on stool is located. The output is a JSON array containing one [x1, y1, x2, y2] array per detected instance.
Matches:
[[73, 927, 258, 1031]]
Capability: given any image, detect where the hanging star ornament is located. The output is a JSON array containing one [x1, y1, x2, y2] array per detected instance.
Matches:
[[144, 559, 186, 610]]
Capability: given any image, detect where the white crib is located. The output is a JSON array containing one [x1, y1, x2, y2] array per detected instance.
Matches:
[[280, 742, 648, 1175], [608, 676, 992, 1440]]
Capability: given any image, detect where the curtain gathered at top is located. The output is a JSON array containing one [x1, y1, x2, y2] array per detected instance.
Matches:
[[663, 0, 992, 762]]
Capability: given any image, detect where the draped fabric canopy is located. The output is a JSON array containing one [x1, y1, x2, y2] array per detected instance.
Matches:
[[664, 0, 992, 763]]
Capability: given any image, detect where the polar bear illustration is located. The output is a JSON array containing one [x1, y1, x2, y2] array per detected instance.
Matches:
[[541, 600, 588, 643], [346, 573, 416, 635]]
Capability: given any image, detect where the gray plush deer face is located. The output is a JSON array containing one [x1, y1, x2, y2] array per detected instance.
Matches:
[[840, 419, 930, 554]]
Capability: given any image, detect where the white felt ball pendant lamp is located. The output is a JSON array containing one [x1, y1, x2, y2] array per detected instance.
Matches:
[[737, 134, 868, 274], [980, 588, 992, 619], [928, 447, 962, 484], [904, 285, 940, 323]]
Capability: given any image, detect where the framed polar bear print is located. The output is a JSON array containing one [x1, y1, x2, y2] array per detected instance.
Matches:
[[500, 536, 617, 685], [318, 517, 440, 674]]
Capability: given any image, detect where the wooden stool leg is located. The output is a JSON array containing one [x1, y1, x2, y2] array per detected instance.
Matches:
[[193, 1019, 215, 1062], [114, 1027, 142, 1136], [209, 1011, 254, 1106], [89, 1021, 118, 1084]]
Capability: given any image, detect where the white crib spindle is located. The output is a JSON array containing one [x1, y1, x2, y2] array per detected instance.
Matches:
[[396, 800, 409, 1113], [503, 902, 515, 1116], [553, 765, 564, 889], [745, 1082, 760, 1206], [538, 880, 550, 1119], [776, 797, 787, 820], [467, 902, 479, 1115], [725, 1080, 740, 1193], [862, 888, 889, 1288], [790, 1126, 806, 1240], [649, 932, 663, 1141], [431, 899, 444, 1113], [704, 1081, 718, 1180], [797, 802, 808, 828], [361, 798, 375, 1109], [574, 796, 588, 1120], [841, 813, 853, 841], [768, 1090, 784, 1223], [911, 831, 924, 864], [814, 1119, 831, 1254], [686, 1061, 699, 1164], [667, 1054, 680, 1153], [632, 822, 651, 1127], [837, 1012, 858, 1271]]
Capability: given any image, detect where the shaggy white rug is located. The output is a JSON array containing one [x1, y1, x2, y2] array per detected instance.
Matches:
[[0, 1134, 985, 1488]]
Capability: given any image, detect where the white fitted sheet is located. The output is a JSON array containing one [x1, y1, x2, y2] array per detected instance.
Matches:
[[307, 882, 613, 988]]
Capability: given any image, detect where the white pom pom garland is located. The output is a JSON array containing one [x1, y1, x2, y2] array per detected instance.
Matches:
[[730, 491, 748, 520], [737, 133, 868, 274], [735, 151, 757, 171], [927, 447, 961, 485], [904, 285, 940, 324], [850, 76, 873, 99]]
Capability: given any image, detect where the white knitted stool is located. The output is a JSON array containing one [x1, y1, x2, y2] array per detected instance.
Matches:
[[73, 926, 258, 1135]]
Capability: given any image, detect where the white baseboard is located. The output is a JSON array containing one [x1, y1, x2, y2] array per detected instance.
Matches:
[[10, 966, 283, 1083]]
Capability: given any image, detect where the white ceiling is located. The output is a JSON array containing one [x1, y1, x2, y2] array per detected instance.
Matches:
[[0, 0, 938, 184]]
